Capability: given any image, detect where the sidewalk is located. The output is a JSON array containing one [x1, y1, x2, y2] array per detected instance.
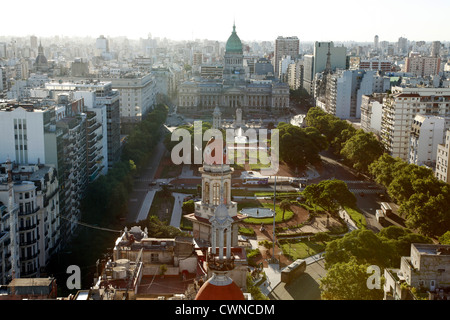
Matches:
[[170, 192, 187, 228], [339, 208, 358, 231], [135, 190, 157, 222]]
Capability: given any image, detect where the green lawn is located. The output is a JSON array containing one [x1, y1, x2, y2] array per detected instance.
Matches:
[[343, 206, 367, 229], [280, 240, 328, 260], [148, 191, 174, 222]]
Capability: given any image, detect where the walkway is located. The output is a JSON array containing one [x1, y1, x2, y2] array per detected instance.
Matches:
[[135, 190, 156, 222], [170, 192, 187, 228]]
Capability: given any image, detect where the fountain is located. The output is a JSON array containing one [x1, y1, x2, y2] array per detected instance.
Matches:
[[240, 207, 274, 218]]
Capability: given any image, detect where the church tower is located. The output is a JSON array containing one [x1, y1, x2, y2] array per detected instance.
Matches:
[[183, 111, 246, 247]]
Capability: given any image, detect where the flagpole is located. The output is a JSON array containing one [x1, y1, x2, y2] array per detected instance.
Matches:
[[272, 174, 277, 263]]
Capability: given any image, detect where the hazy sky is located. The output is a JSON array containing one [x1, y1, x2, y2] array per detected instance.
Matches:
[[4, 0, 450, 42]]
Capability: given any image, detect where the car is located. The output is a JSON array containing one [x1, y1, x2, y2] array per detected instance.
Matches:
[[149, 181, 157, 186]]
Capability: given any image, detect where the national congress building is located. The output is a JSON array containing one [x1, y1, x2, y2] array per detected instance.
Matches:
[[177, 24, 290, 115]]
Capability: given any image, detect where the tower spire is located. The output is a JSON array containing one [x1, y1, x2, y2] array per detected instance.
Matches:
[[324, 42, 332, 75]]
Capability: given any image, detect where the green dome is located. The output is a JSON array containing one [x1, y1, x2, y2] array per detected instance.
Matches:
[[225, 24, 243, 53]]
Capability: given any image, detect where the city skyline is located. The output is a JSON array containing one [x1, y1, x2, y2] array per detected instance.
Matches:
[[3, 0, 450, 42]]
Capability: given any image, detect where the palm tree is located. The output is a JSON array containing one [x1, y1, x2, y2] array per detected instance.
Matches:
[[280, 199, 291, 222]]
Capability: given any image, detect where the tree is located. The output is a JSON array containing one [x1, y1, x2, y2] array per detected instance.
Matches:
[[439, 231, 450, 245], [324, 227, 431, 270], [400, 192, 450, 237], [277, 122, 327, 169], [159, 264, 168, 277], [324, 229, 390, 269], [280, 199, 291, 221], [317, 179, 356, 213], [182, 200, 195, 214], [320, 258, 384, 300], [340, 130, 384, 173], [302, 183, 322, 212], [368, 154, 405, 187]]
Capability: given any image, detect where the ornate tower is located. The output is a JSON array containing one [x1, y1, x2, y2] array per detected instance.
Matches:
[[183, 136, 246, 248], [194, 201, 245, 300], [213, 106, 222, 130]]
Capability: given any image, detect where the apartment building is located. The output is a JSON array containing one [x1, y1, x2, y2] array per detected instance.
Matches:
[[409, 115, 446, 167], [101, 73, 157, 125], [287, 60, 303, 90], [45, 81, 120, 169], [384, 244, 450, 300], [302, 42, 347, 95], [0, 162, 61, 281], [405, 54, 441, 77], [0, 163, 20, 284], [381, 86, 450, 161], [274, 36, 299, 80], [315, 69, 389, 119], [359, 58, 392, 72], [435, 130, 450, 183], [360, 93, 386, 134]]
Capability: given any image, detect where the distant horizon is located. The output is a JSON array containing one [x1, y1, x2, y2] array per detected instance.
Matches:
[[3, 0, 450, 43]]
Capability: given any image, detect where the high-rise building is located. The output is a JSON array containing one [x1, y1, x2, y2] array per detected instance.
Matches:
[[398, 37, 408, 55], [360, 93, 386, 135], [287, 60, 303, 90], [274, 36, 299, 79], [405, 54, 441, 77], [0, 161, 20, 284], [431, 41, 441, 58], [315, 69, 389, 119], [45, 81, 120, 169], [95, 35, 109, 56], [302, 42, 347, 95], [0, 163, 61, 278], [381, 86, 450, 161], [435, 130, 450, 183], [374, 35, 379, 51], [409, 115, 446, 167], [30, 36, 38, 50]]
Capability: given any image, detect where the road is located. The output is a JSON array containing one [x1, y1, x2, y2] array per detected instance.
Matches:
[[126, 128, 169, 223]]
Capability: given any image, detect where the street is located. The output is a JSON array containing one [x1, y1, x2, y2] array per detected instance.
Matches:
[[126, 127, 169, 223]]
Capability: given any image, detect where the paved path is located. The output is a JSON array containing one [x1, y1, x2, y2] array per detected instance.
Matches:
[[170, 192, 188, 228], [135, 190, 157, 222], [339, 208, 358, 231]]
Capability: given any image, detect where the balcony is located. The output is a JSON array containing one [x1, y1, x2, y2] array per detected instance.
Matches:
[[18, 206, 40, 217], [19, 223, 37, 232]]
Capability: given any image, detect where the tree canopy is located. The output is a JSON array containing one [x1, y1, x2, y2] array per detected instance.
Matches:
[[369, 153, 450, 237], [320, 258, 384, 300], [302, 179, 356, 213], [277, 122, 328, 169], [340, 129, 384, 173]]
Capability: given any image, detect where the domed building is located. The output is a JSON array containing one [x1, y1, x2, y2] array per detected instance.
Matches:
[[195, 270, 245, 300], [222, 23, 246, 83], [34, 41, 49, 73], [178, 24, 289, 116]]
